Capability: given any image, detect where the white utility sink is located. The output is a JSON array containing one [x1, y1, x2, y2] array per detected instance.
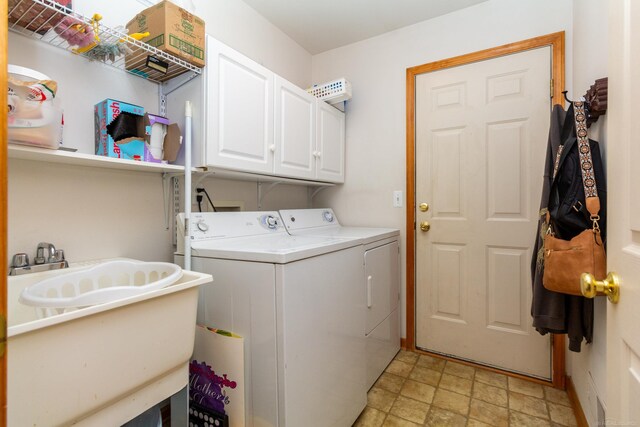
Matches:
[[7, 259, 212, 426]]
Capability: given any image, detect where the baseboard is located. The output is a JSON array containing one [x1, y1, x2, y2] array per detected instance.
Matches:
[[400, 337, 407, 350], [566, 376, 589, 427]]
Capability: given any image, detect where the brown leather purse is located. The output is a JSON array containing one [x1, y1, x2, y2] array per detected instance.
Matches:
[[542, 102, 606, 295], [543, 221, 606, 295]]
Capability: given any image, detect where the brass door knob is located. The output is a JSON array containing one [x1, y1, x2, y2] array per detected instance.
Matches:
[[580, 272, 620, 303], [420, 221, 431, 232], [419, 203, 430, 212]]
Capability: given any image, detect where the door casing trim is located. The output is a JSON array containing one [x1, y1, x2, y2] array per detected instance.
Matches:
[[1, 0, 8, 419], [405, 31, 566, 388]]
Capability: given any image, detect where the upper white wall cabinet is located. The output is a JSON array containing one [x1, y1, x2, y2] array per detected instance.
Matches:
[[178, 35, 345, 184]]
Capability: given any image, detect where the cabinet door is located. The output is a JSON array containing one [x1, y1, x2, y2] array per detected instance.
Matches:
[[273, 76, 316, 180], [206, 36, 274, 174], [316, 101, 345, 183]]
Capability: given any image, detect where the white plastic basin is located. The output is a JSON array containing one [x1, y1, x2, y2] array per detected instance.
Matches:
[[7, 259, 212, 426]]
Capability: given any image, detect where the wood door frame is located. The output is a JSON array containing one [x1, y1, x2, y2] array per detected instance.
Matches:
[[1, 0, 8, 420], [405, 31, 566, 388]]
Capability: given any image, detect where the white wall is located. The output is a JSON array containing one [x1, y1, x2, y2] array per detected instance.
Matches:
[[567, 0, 608, 425], [7, 0, 312, 265], [311, 0, 574, 337]]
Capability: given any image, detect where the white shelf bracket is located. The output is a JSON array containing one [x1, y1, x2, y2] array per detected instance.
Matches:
[[162, 173, 170, 230], [172, 176, 181, 246], [193, 171, 218, 190], [162, 72, 200, 96], [159, 89, 167, 117], [308, 186, 330, 206], [162, 173, 182, 239], [159, 71, 199, 117], [257, 181, 282, 209]]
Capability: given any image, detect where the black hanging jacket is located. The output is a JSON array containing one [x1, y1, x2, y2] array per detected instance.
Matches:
[[530, 104, 606, 352]]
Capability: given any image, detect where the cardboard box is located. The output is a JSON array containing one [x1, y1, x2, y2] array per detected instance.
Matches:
[[94, 99, 182, 163], [95, 99, 145, 160], [125, 0, 205, 73]]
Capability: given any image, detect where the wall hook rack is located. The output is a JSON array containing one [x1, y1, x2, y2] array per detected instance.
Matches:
[[563, 78, 608, 127], [584, 77, 608, 127]]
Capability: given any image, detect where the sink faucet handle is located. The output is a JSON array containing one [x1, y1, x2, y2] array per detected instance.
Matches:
[[50, 249, 66, 263], [11, 253, 29, 268], [34, 250, 46, 265]]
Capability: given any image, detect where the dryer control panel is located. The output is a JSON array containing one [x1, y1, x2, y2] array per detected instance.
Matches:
[[279, 208, 341, 231]]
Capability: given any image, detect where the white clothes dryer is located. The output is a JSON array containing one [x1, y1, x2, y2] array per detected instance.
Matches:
[[279, 208, 401, 389], [175, 211, 366, 427]]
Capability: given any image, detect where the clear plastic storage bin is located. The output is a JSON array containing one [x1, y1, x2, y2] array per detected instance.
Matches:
[[8, 64, 63, 149]]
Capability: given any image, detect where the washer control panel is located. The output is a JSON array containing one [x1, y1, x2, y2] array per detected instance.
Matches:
[[260, 214, 281, 230], [177, 212, 286, 248], [185, 214, 215, 241], [195, 219, 209, 232]]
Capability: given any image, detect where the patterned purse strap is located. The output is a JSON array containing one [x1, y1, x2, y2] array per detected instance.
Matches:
[[548, 102, 601, 229], [572, 101, 601, 230]]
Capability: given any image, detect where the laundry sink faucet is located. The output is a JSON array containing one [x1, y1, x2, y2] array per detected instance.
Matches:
[[9, 242, 68, 276]]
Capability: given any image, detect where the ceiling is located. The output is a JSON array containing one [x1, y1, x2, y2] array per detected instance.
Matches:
[[241, 0, 489, 54]]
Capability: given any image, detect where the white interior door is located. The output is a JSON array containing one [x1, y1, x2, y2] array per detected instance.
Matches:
[[415, 47, 552, 378], [604, 1, 640, 424]]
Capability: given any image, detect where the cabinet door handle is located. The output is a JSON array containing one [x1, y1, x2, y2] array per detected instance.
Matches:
[[269, 144, 276, 152], [367, 275, 372, 308]]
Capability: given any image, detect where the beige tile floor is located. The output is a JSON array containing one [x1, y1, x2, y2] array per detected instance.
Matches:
[[354, 350, 578, 427]]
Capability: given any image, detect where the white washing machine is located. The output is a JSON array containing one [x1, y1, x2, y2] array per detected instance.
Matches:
[[175, 211, 366, 427], [279, 208, 400, 390]]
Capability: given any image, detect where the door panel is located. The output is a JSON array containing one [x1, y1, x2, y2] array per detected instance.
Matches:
[[486, 246, 529, 334], [432, 129, 465, 217], [415, 47, 551, 378], [605, 1, 640, 424], [432, 244, 465, 323], [487, 120, 528, 219]]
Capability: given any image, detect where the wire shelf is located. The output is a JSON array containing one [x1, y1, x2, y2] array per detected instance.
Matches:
[[8, 0, 202, 83]]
